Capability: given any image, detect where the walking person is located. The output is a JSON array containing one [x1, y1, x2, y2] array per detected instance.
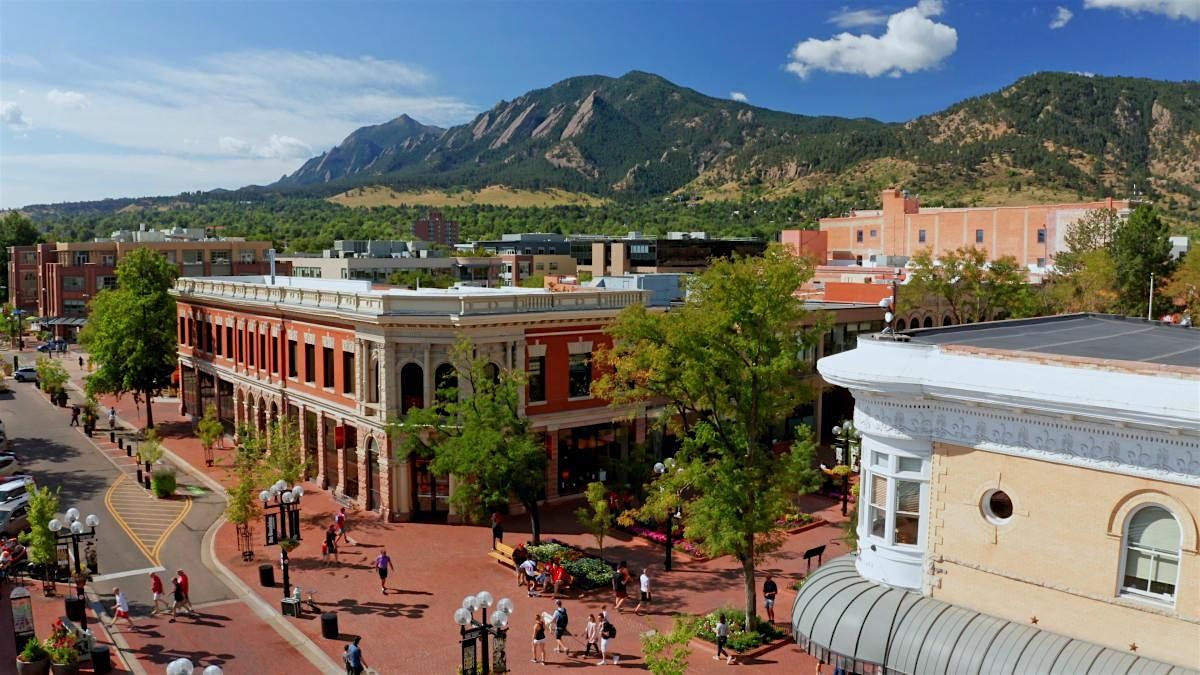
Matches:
[[635, 568, 652, 616], [763, 574, 779, 624], [108, 407, 117, 431], [598, 614, 616, 665], [613, 561, 631, 613], [490, 510, 503, 549], [325, 524, 339, 565], [69, 405, 80, 427], [78, 356, 83, 369], [715, 613, 732, 663], [149, 572, 169, 616], [345, 636, 366, 675], [169, 569, 195, 621], [551, 599, 569, 656], [531, 612, 547, 664], [583, 613, 599, 657], [335, 507, 352, 545], [374, 549, 395, 594], [108, 587, 135, 630]]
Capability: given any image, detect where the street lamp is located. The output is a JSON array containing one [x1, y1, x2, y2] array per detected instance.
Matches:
[[454, 590, 512, 675], [49, 508, 100, 629], [652, 458, 682, 572], [830, 421, 862, 516], [260, 481, 304, 605]]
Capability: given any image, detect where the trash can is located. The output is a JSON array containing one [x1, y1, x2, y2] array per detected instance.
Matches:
[[321, 611, 339, 639], [90, 645, 113, 674], [64, 595, 86, 622], [258, 564, 275, 587]]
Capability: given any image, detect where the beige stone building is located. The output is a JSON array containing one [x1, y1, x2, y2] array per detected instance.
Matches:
[[796, 314, 1199, 673]]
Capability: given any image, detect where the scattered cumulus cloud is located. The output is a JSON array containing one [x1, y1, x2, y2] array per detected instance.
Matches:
[[730, 91, 749, 102], [46, 89, 89, 109], [1084, 0, 1200, 20], [218, 133, 313, 159], [787, 0, 958, 79], [827, 7, 889, 28], [0, 102, 31, 129], [218, 136, 252, 155], [1050, 6, 1075, 27]]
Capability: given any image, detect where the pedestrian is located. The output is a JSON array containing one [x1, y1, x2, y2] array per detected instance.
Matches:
[[343, 645, 352, 675], [583, 613, 599, 657], [169, 569, 195, 621], [635, 568, 651, 615], [715, 613, 732, 663], [613, 561, 630, 612], [374, 549, 395, 593], [69, 405, 80, 427], [519, 557, 539, 594], [325, 524, 339, 565], [149, 572, 169, 616], [108, 587, 135, 630], [345, 636, 366, 675], [78, 356, 83, 369], [335, 507, 351, 545], [512, 543, 529, 587], [551, 598, 569, 656], [763, 573, 778, 624], [108, 407, 117, 430], [531, 612, 547, 664], [598, 614, 616, 665], [549, 559, 566, 598], [490, 510, 503, 549]]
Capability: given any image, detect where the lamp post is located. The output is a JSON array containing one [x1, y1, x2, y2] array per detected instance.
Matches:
[[830, 421, 862, 516], [260, 480, 303, 603], [454, 590, 513, 675], [48, 507, 100, 629], [652, 458, 682, 572]]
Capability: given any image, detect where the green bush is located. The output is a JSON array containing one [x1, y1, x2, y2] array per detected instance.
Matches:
[[151, 469, 177, 498], [19, 637, 48, 662], [562, 556, 615, 587], [526, 542, 572, 563], [686, 607, 784, 653]]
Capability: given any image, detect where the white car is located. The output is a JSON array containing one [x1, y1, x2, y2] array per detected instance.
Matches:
[[0, 476, 34, 504], [12, 367, 37, 383], [0, 454, 22, 478]]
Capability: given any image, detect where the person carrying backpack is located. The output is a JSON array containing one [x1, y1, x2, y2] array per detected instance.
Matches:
[[551, 599, 569, 656], [598, 617, 616, 665]]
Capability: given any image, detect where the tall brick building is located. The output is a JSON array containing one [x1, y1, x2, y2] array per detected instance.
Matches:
[[412, 211, 460, 246]]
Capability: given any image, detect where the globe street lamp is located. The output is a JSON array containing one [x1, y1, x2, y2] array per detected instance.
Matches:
[[830, 421, 862, 516], [652, 458, 683, 572], [260, 481, 304, 605], [49, 507, 100, 629], [454, 591, 512, 675]]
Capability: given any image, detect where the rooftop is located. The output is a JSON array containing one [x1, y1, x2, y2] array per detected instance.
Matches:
[[907, 314, 1199, 369]]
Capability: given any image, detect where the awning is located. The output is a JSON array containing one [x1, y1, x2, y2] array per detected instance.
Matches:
[[38, 317, 87, 327], [791, 555, 1197, 675]]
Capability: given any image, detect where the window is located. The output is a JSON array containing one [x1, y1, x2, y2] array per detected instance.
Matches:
[[975, 229, 985, 244], [98, 276, 118, 290], [304, 344, 315, 383], [1036, 258, 1047, 268], [247, 331, 255, 366], [342, 351, 355, 394], [179, 317, 186, 344], [101, 254, 115, 266], [982, 489, 1013, 524], [21, 252, 35, 264], [918, 229, 926, 243], [63, 276, 85, 292], [1122, 506, 1181, 603], [210, 250, 231, 264], [869, 474, 887, 538], [237, 330, 244, 363], [869, 229, 877, 238], [863, 452, 926, 548], [568, 353, 592, 398], [64, 300, 86, 317], [225, 327, 233, 358], [73, 251, 90, 266], [323, 347, 335, 388], [856, 230, 864, 243], [240, 250, 256, 263], [528, 356, 546, 402], [288, 340, 298, 378], [258, 334, 266, 370], [1037, 228, 1046, 244], [214, 322, 221, 354], [183, 250, 203, 264], [271, 336, 279, 373]]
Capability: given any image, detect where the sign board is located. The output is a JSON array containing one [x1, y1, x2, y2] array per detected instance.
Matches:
[[334, 425, 346, 449], [460, 632, 479, 675], [264, 512, 279, 546], [10, 586, 35, 653], [288, 507, 302, 542], [492, 629, 508, 673]]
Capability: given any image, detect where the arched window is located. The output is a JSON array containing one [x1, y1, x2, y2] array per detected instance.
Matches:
[[922, 316, 934, 328], [434, 363, 458, 410], [483, 362, 500, 385], [400, 363, 424, 413], [942, 315, 953, 327], [895, 318, 907, 331], [1122, 506, 1181, 603]]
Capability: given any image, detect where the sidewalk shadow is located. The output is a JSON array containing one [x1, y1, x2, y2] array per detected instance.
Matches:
[[331, 598, 427, 619], [127, 644, 236, 666]]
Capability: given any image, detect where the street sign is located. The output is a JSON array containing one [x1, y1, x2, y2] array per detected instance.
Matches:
[[288, 507, 302, 541], [492, 630, 508, 673], [10, 586, 34, 656], [460, 631, 479, 675], [264, 512, 279, 546]]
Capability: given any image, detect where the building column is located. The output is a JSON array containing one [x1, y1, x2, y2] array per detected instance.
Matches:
[[336, 418, 348, 496], [356, 427, 370, 510], [393, 449, 411, 522], [422, 345, 433, 408], [545, 429, 560, 500], [315, 413, 329, 489]]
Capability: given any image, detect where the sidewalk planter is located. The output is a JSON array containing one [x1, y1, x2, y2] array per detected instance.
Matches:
[[16, 639, 50, 675], [151, 469, 177, 498]]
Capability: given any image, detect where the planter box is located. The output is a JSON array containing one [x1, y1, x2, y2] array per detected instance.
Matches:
[[16, 658, 51, 675], [688, 633, 794, 661], [782, 518, 827, 535]]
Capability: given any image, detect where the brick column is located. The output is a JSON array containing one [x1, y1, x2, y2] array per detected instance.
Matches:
[[545, 429, 560, 500]]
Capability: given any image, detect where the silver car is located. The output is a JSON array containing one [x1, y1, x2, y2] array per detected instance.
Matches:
[[0, 500, 30, 536]]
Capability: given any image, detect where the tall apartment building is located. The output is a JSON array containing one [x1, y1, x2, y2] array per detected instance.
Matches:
[[7, 232, 283, 337], [412, 211, 460, 246], [815, 188, 1133, 270], [795, 314, 1199, 672]]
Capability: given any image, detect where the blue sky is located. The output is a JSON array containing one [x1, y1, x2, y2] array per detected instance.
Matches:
[[1, 0, 1197, 208]]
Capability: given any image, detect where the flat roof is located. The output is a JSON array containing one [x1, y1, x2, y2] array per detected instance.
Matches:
[[907, 314, 1199, 368]]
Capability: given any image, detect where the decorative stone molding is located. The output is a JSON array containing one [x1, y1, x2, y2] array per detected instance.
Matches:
[[342, 339, 356, 353], [854, 395, 1200, 486], [304, 333, 315, 345], [568, 340, 593, 355], [1107, 490, 1199, 553], [527, 343, 547, 358], [287, 329, 297, 340], [323, 335, 334, 348]]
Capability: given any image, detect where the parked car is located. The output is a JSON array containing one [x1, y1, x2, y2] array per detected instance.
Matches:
[[0, 476, 33, 504], [0, 500, 30, 536], [12, 367, 37, 383], [0, 455, 22, 478], [35, 340, 66, 353]]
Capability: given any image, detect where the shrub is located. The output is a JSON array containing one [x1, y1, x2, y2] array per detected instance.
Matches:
[[20, 637, 48, 662], [151, 470, 177, 497], [526, 542, 571, 563], [688, 607, 784, 653], [44, 643, 76, 665], [562, 556, 615, 587]]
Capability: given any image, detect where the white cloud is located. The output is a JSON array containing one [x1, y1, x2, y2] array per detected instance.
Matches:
[[1084, 0, 1200, 20], [1050, 6, 1075, 27], [787, 0, 958, 79], [46, 89, 89, 109], [219, 136, 252, 155], [828, 7, 889, 29], [0, 102, 31, 129], [730, 91, 749, 102]]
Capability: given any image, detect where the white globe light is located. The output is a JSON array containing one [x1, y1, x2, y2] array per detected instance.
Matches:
[[653, 462, 665, 474], [475, 591, 493, 608], [462, 595, 478, 612], [202, 667, 224, 675], [166, 657, 195, 675], [664, 457, 675, 469], [878, 297, 891, 309], [274, 480, 288, 493], [493, 612, 509, 629], [497, 597, 514, 614], [281, 491, 294, 504], [48, 519, 62, 533], [259, 490, 271, 503], [454, 607, 471, 626], [66, 507, 80, 523], [85, 514, 100, 528], [70, 521, 83, 534], [291, 485, 304, 500]]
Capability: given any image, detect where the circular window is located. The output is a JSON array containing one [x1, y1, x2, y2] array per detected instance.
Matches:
[[982, 490, 1014, 524]]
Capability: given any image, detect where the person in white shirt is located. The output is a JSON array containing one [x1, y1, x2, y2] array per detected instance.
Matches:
[[109, 587, 135, 630], [634, 568, 652, 615], [519, 558, 539, 592]]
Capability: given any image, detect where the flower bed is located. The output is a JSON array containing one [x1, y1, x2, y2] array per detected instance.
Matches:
[[683, 607, 786, 654], [525, 540, 614, 589], [775, 512, 827, 534], [620, 524, 705, 557]]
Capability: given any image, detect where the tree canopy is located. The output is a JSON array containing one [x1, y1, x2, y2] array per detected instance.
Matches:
[[79, 247, 179, 429], [1163, 250, 1200, 320], [900, 246, 1034, 323], [595, 245, 825, 631], [0, 212, 40, 304], [1113, 205, 1175, 316]]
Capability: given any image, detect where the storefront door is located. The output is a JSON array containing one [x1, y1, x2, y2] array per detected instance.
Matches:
[[412, 458, 449, 520]]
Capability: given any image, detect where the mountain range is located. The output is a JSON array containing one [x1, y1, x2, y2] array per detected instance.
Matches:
[[277, 70, 1200, 216]]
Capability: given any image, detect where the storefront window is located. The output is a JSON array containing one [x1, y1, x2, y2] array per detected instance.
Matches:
[[528, 356, 546, 402], [556, 423, 629, 495], [568, 353, 592, 398]]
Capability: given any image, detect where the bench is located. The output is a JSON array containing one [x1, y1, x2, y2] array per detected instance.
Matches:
[[489, 542, 517, 568]]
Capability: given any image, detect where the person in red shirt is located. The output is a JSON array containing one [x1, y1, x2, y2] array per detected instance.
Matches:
[[149, 572, 169, 616], [550, 561, 566, 598]]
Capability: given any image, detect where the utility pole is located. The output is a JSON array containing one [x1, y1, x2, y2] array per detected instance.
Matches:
[[1148, 273, 1154, 321]]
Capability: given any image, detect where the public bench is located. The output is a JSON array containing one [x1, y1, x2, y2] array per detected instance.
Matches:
[[489, 542, 517, 568]]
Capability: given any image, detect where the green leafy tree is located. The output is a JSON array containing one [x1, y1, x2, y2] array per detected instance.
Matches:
[[137, 428, 165, 465], [901, 246, 1034, 324], [390, 338, 548, 542], [20, 484, 61, 568], [1163, 250, 1200, 319], [1, 304, 32, 349], [197, 404, 224, 455], [641, 619, 695, 675], [595, 245, 825, 632], [225, 429, 265, 526], [1056, 208, 1121, 273], [244, 417, 310, 487], [1112, 206, 1175, 316], [0, 212, 40, 303], [575, 481, 615, 557], [386, 269, 455, 289], [34, 356, 69, 394], [79, 248, 178, 430], [1044, 248, 1121, 314]]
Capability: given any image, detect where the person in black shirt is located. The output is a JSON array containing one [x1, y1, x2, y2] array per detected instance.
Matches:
[[763, 574, 779, 623]]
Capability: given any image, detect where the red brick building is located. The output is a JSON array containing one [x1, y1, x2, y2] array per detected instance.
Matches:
[[172, 276, 657, 521], [412, 211, 460, 246]]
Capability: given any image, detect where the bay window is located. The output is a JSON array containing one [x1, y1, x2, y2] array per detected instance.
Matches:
[[862, 450, 927, 548]]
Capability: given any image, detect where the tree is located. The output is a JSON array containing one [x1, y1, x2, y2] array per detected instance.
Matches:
[[225, 429, 265, 527], [900, 246, 1034, 324], [386, 269, 455, 289], [1043, 249, 1120, 314], [197, 404, 223, 455], [1112, 206, 1175, 316], [575, 481, 615, 557], [245, 418, 310, 487], [1, 304, 32, 350], [20, 484, 61, 570], [390, 339, 548, 541], [595, 245, 825, 632], [0, 212, 39, 304], [1163, 250, 1200, 320], [1056, 208, 1121, 273], [34, 356, 69, 396], [79, 248, 178, 430]]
